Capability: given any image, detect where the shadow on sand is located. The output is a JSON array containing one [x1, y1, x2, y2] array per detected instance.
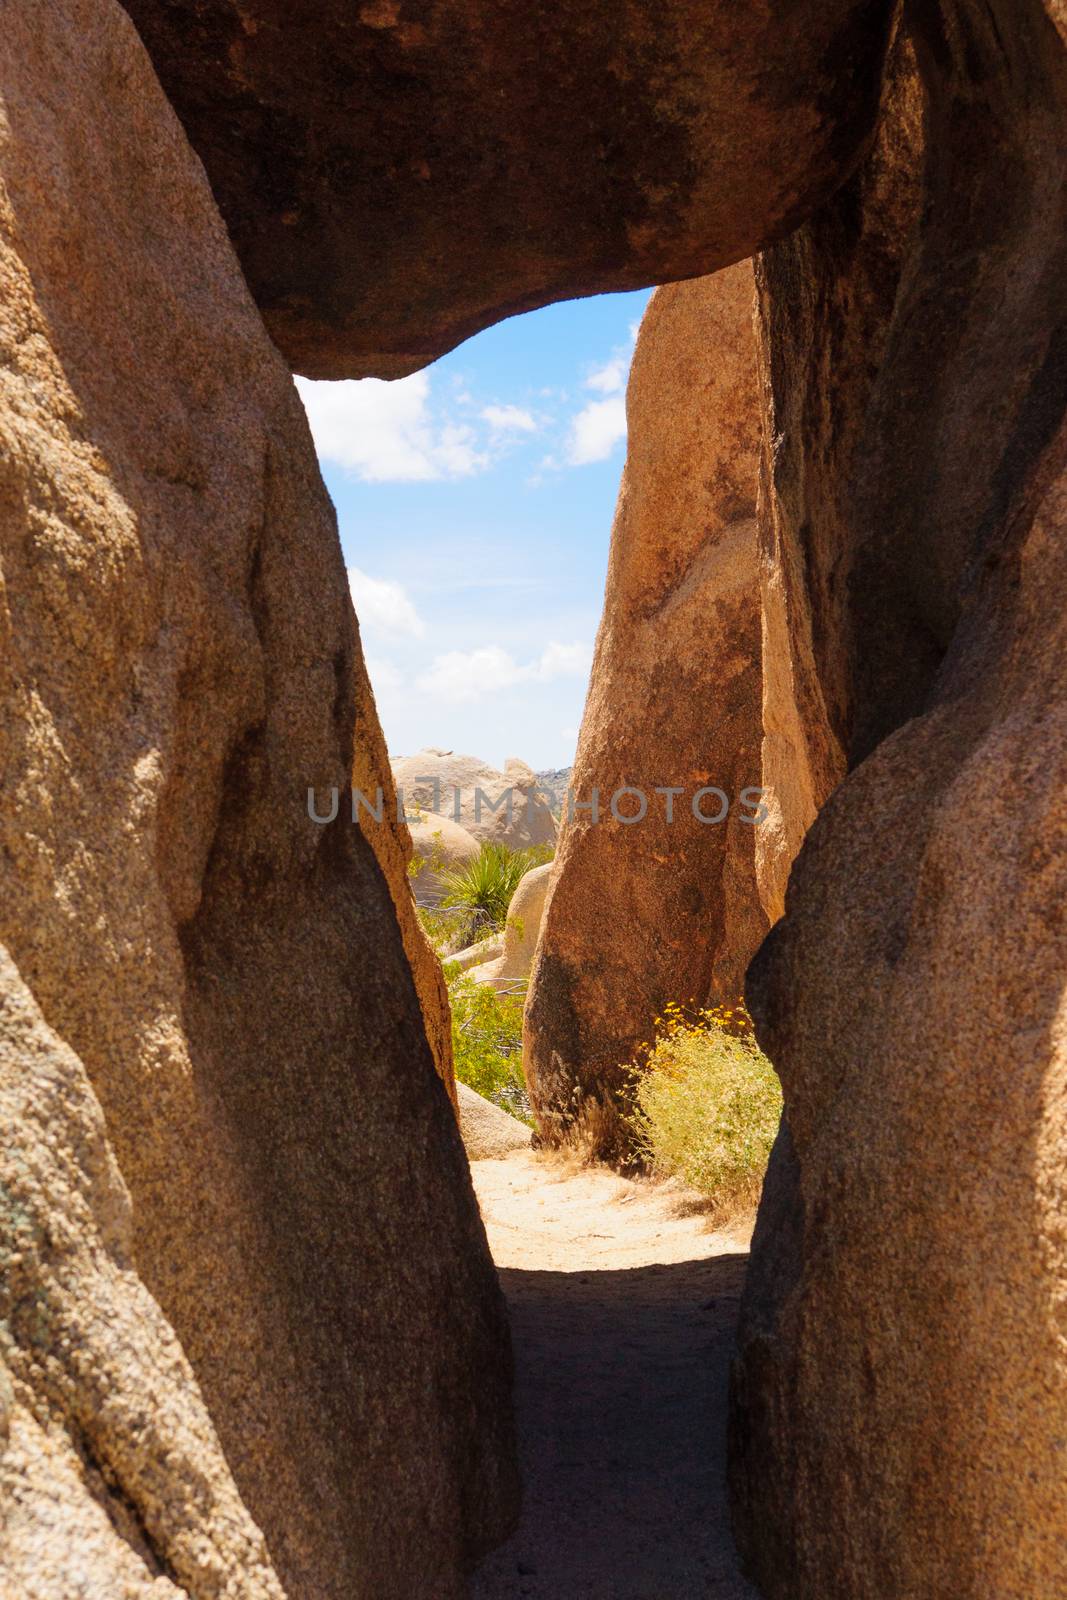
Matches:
[[471, 1251, 759, 1600]]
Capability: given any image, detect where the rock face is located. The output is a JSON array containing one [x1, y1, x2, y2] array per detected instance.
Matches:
[[118, 0, 896, 377], [0, 947, 285, 1599], [456, 1082, 532, 1161], [467, 861, 553, 990], [393, 749, 558, 851], [353, 688, 459, 1098], [730, 4, 1067, 1596], [525, 265, 767, 1158], [0, 5, 516, 1596], [751, 27, 924, 922], [407, 811, 482, 906]]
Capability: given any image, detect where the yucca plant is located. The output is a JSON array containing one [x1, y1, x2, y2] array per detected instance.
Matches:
[[437, 841, 546, 937]]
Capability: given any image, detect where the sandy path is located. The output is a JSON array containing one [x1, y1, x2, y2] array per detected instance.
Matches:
[[469, 1150, 760, 1600]]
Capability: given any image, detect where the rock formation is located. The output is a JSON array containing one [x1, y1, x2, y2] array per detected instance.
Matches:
[[4, 0, 1066, 1591], [407, 811, 482, 906], [456, 1082, 532, 1162], [466, 861, 553, 990], [353, 686, 459, 1098], [448, 929, 505, 974], [0, 5, 516, 1596], [525, 265, 767, 1157], [393, 749, 558, 851], [118, 0, 897, 377], [0, 947, 286, 1598], [730, 5, 1067, 1596], [751, 27, 924, 923]]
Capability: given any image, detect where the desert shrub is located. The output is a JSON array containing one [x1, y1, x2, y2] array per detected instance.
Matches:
[[416, 902, 478, 958], [438, 841, 549, 939], [445, 968, 532, 1123], [628, 1001, 782, 1216]]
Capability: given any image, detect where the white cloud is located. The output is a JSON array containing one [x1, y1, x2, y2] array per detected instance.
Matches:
[[536, 641, 592, 679], [481, 403, 537, 434], [364, 655, 405, 692], [566, 396, 627, 465], [415, 640, 592, 703], [417, 646, 520, 701], [585, 323, 638, 396], [585, 354, 628, 395], [296, 372, 488, 482], [348, 567, 425, 637]]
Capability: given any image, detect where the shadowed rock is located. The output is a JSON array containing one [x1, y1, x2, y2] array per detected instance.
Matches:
[[118, 0, 896, 377], [730, 4, 1067, 1594]]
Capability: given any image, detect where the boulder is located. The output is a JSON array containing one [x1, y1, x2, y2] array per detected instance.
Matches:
[[0, 4, 516, 1594], [525, 264, 768, 1158], [448, 930, 506, 973], [467, 861, 553, 989], [118, 0, 897, 376], [730, 5, 1067, 1596], [456, 1081, 532, 1161], [407, 811, 482, 905], [392, 748, 558, 851]]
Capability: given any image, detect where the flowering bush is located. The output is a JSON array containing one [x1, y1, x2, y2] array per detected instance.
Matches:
[[627, 1001, 781, 1218]]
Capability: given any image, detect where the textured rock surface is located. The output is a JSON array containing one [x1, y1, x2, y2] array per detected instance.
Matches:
[[0, 3, 516, 1594], [752, 26, 924, 921], [730, 3, 1067, 1594], [119, 0, 896, 377], [353, 719, 458, 1097], [526, 266, 767, 1157], [449, 930, 506, 974], [0, 947, 284, 1599], [393, 749, 557, 851], [456, 1082, 532, 1161], [468, 862, 552, 990]]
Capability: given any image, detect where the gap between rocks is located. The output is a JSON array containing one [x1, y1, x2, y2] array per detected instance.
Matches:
[[468, 1150, 760, 1600]]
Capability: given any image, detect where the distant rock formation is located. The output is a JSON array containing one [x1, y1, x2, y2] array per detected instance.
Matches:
[[407, 812, 482, 906], [533, 768, 573, 817], [525, 264, 768, 1157], [0, 4, 515, 1593], [456, 1082, 532, 1161], [466, 862, 553, 990], [392, 749, 558, 852]]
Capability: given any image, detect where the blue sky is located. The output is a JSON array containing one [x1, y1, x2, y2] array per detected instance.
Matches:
[[296, 288, 651, 771]]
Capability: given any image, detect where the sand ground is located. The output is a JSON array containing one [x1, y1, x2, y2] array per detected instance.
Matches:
[[469, 1149, 760, 1600]]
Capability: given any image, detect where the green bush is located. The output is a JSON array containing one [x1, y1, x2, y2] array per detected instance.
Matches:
[[438, 840, 551, 940], [628, 1002, 782, 1216], [415, 902, 473, 958], [446, 968, 532, 1124]]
